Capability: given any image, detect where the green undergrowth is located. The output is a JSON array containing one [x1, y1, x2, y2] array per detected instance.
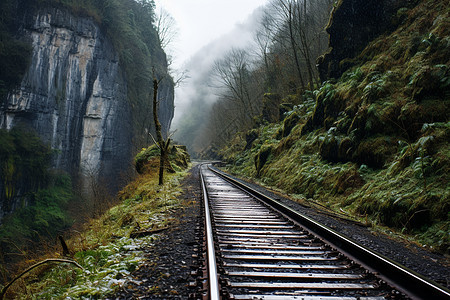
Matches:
[[3, 161, 191, 298], [221, 0, 449, 254], [225, 122, 449, 253], [0, 127, 74, 277], [135, 144, 190, 174], [0, 174, 73, 253]]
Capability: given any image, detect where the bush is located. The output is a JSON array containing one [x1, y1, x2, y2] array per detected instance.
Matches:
[[135, 144, 190, 174]]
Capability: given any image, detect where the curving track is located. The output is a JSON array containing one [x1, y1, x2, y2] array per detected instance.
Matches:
[[199, 164, 450, 300]]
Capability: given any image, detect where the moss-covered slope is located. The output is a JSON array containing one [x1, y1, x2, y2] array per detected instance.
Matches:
[[221, 0, 449, 253]]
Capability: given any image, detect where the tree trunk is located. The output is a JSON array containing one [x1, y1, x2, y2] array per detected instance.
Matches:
[[159, 146, 165, 185], [153, 77, 169, 185], [287, 2, 305, 90]]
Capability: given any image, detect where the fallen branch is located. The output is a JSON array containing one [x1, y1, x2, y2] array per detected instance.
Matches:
[[0, 258, 83, 300], [130, 227, 169, 239]]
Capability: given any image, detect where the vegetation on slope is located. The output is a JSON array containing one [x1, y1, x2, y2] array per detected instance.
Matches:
[[0, 128, 74, 278], [221, 0, 449, 253], [1, 147, 190, 298]]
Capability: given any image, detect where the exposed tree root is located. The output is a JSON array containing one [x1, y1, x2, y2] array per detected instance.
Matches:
[[0, 258, 83, 300]]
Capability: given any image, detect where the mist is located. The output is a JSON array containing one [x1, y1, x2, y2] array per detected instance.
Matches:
[[171, 6, 265, 155]]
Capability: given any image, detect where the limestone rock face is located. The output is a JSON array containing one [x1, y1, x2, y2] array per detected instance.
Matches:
[[0, 8, 132, 199]]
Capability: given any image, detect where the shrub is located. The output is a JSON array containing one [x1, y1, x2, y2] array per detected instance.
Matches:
[[135, 144, 190, 174]]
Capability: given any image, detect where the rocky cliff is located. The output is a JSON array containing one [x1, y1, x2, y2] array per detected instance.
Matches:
[[0, 5, 173, 217], [318, 0, 418, 81]]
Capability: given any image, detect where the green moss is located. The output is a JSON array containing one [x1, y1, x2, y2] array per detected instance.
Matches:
[[281, 112, 300, 138], [245, 129, 259, 150], [255, 144, 274, 176], [353, 136, 398, 168], [319, 134, 339, 162], [311, 82, 337, 128], [135, 144, 190, 174]]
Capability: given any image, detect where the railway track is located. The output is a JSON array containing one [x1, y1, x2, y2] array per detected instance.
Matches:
[[199, 164, 450, 300]]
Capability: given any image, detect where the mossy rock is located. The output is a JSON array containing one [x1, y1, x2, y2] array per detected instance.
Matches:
[[319, 135, 339, 162], [281, 112, 300, 138], [274, 135, 296, 156], [333, 165, 364, 194], [348, 105, 368, 138], [312, 82, 344, 130], [338, 136, 354, 161], [279, 103, 295, 121], [169, 145, 190, 172], [410, 99, 447, 130], [311, 93, 326, 128], [135, 145, 160, 174], [358, 193, 434, 231], [408, 64, 450, 100], [245, 129, 259, 150], [353, 136, 397, 168], [261, 93, 282, 123], [300, 115, 314, 136], [254, 144, 273, 176]]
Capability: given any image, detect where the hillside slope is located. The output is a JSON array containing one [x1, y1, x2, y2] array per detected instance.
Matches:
[[221, 0, 449, 252]]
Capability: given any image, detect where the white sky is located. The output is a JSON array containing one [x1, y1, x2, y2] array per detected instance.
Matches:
[[155, 0, 270, 68]]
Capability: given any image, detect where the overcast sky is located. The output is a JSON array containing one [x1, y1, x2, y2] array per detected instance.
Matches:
[[156, 0, 270, 68]]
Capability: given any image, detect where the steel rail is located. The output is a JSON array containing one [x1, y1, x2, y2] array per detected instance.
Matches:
[[208, 165, 450, 300], [200, 166, 220, 299]]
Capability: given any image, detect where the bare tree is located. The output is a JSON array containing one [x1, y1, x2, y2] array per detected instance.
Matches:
[[264, 0, 333, 90], [155, 7, 177, 50], [212, 48, 263, 128], [193, 0, 335, 153]]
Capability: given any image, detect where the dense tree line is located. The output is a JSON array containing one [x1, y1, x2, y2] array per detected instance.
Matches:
[[201, 0, 335, 151]]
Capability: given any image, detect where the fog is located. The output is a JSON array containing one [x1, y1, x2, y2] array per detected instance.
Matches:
[[171, 7, 265, 154]]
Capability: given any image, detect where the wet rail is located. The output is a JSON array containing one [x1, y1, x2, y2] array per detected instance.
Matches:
[[199, 164, 450, 300]]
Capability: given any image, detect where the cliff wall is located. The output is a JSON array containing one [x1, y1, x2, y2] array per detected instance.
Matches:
[[0, 6, 173, 219], [318, 0, 417, 80]]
